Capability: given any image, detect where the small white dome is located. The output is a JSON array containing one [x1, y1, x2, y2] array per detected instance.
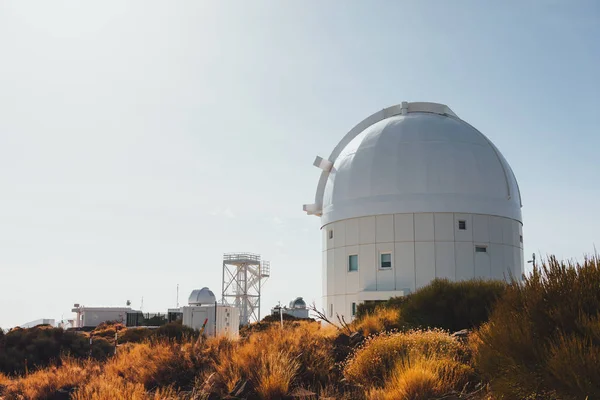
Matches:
[[305, 102, 522, 225], [188, 287, 216, 306], [289, 297, 307, 309]]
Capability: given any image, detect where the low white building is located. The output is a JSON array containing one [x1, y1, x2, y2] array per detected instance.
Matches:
[[19, 318, 56, 328], [180, 287, 239, 337], [71, 305, 131, 328], [271, 297, 310, 319]]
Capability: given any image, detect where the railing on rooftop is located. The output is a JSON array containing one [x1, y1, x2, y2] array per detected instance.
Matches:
[[223, 252, 262, 264]]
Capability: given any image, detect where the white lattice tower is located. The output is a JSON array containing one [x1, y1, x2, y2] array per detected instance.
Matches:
[[222, 253, 270, 325]]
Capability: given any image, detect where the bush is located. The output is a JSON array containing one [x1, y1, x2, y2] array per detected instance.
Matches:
[[367, 356, 473, 400], [0, 326, 94, 375], [118, 327, 154, 344], [155, 322, 198, 342], [352, 308, 403, 336], [343, 329, 464, 388], [356, 278, 506, 332], [474, 256, 600, 399]]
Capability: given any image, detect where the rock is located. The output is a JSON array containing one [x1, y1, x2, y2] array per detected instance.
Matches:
[[451, 329, 470, 342]]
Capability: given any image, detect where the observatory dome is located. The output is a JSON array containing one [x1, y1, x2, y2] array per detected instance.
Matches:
[[289, 297, 307, 309], [304, 102, 524, 324], [188, 287, 216, 306], [305, 102, 522, 226]]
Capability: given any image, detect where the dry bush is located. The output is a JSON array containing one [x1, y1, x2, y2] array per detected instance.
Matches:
[[73, 375, 183, 400], [474, 255, 600, 399], [352, 308, 402, 335], [252, 350, 299, 399], [344, 329, 464, 388], [72, 374, 147, 400], [103, 341, 195, 390], [368, 356, 473, 400], [199, 321, 335, 398], [0, 357, 100, 399]]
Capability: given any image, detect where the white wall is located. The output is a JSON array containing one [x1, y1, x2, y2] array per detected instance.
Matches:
[[81, 309, 130, 328], [182, 305, 239, 337], [322, 212, 523, 322]]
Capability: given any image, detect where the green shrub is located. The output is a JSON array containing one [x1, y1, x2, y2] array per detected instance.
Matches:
[[357, 278, 506, 332], [119, 327, 154, 344], [474, 255, 600, 399], [155, 322, 198, 342], [0, 326, 93, 375]]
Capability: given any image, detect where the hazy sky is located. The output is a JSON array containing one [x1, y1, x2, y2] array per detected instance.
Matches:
[[1, 1, 599, 328]]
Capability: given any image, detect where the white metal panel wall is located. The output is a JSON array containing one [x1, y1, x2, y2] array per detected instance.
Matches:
[[475, 251, 491, 278], [415, 213, 434, 241], [376, 242, 395, 290], [376, 215, 394, 243], [395, 242, 415, 292], [434, 213, 454, 241], [359, 216, 375, 244], [489, 216, 504, 244], [473, 215, 490, 243], [345, 219, 359, 246], [490, 243, 506, 280], [322, 212, 523, 322], [415, 242, 435, 288], [435, 242, 456, 280], [327, 248, 335, 298], [455, 242, 475, 281], [394, 213, 414, 242], [454, 214, 473, 242], [335, 247, 347, 295], [333, 220, 345, 248], [359, 244, 377, 291]]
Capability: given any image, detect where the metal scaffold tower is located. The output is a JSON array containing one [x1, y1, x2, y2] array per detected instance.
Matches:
[[222, 252, 271, 326]]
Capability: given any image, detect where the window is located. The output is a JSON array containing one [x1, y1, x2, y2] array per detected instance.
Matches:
[[348, 255, 359, 272], [329, 304, 333, 318], [458, 220, 466, 230], [328, 230, 333, 239], [475, 246, 487, 253], [380, 253, 392, 269], [520, 235, 523, 243], [352, 302, 357, 316]]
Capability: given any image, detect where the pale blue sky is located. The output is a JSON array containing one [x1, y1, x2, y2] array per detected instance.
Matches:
[[1, 1, 598, 328]]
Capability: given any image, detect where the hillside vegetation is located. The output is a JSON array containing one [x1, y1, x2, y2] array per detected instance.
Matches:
[[1, 255, 599, 399]]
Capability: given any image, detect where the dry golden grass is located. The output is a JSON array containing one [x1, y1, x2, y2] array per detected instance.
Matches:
[[252, 350, 299, 399], [0, 357, 101, 399], [344, 328, 464, 388], [71, 375, 147, 400], [367, 356, 473, 400], [352, 307, 402, 336], [199, 321, 334, 398], [103, 341, 195, 389]]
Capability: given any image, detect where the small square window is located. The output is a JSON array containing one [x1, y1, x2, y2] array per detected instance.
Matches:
[[380, 253, 392, 268], [475, 246, 487, 253], [328, 230, 333, 239], [348, 255, 359, 272], [352, 302, 357, 316], [458, 220, 466, 230]]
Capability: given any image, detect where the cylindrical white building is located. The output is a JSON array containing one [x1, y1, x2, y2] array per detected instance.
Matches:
[[304, 102, 523, 321]]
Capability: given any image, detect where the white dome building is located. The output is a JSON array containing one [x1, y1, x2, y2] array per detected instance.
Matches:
[[188, 287, 217, 306], [304, 102, 523, 321]]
